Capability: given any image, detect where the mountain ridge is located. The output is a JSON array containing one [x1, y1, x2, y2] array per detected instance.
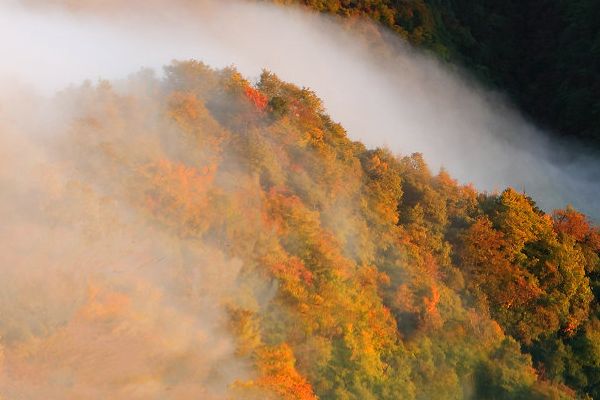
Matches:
[[1, 61, 598, 398]]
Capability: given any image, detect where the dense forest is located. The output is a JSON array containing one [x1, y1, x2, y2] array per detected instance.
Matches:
[[273, 0, 600, 146], [2, 62, 597, 399]]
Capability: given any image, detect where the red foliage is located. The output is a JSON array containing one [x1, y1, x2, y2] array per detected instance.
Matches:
[[272, 257, 314, 286], [553, 208, 592, 241], [244, 86, 268, 111]]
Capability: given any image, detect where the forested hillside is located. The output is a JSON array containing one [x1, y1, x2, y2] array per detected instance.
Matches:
[[274, 0, 600, 145], [2, 61, 598, 399]]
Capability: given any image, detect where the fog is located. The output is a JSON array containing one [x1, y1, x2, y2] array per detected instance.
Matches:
[[1, 0, 599, 217], [0, 81, 257, 398]]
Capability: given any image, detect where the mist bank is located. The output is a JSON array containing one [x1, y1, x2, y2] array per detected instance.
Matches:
[[0, 85, 254, 399], [1, 0, 598, 218]]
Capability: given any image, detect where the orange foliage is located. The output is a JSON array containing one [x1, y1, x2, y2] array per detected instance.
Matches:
[[358, 266, 391, 289], [423, 284, 440, 315], [459, 217, 542, 311], [168, 91, 202, 120], [365, 305, 397, 348], [254, 344, 318, 400], [263, 189, 354, 279], [365, 154, 389, 177], [141, 159, 216, 233]]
